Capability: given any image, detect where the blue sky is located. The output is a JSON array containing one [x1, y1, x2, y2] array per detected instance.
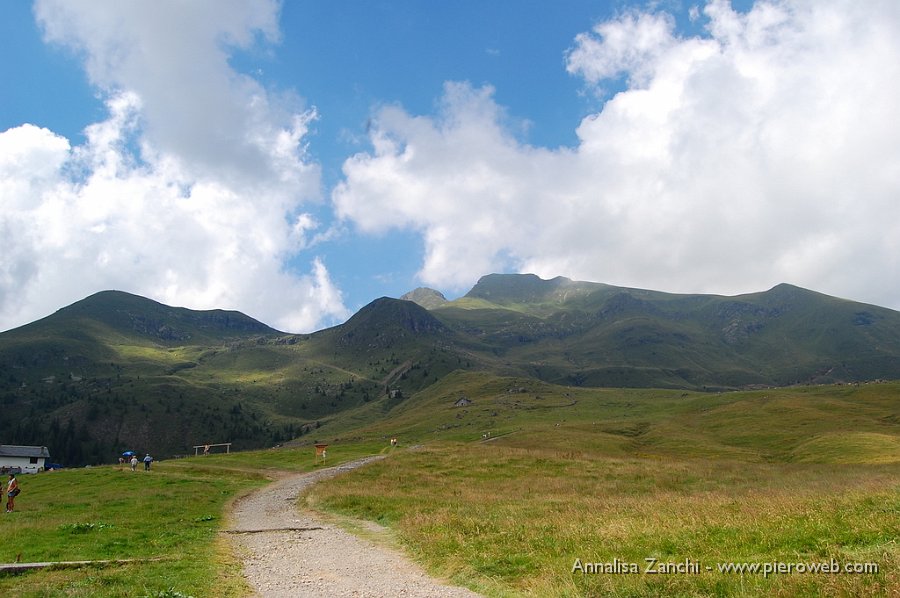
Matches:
[[1, 0, 899, 333]]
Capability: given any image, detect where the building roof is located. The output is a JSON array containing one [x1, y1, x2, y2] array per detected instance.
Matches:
[[0, 445, 51, 459]]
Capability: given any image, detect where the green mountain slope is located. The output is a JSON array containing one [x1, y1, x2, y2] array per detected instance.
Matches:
[[0, 291, 297, 465], [2, 275, 900, 466], [0, 293, 464, 465], [430, 275, 900, 388], [317, 369, 900, 464]]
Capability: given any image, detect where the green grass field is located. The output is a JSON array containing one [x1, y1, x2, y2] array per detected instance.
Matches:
[[1, 379, 897, 597], [0, 462, 266, 597], [307, 443, 898, 597], [304, 378, 900, 597], [0, 442, 382, 598]]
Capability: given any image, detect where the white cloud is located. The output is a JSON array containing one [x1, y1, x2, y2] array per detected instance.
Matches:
[[0, 1, 349, 332], [334, 82, 567, 289], [333, 0, 900, 309], [566, 10, 678, 89], [34, 0, 288, 185]]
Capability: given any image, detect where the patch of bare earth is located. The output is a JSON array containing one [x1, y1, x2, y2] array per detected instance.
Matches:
[[226, 457, 482, 597]]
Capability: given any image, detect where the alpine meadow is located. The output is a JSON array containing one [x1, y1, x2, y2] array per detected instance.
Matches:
[[0, 274, 898, 596], [5, 0, 900, 595]]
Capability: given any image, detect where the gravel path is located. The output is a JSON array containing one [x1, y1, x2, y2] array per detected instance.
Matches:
[[227, 456, 483, 597]]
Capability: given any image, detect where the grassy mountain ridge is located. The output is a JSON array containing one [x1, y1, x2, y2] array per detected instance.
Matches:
[[430, 275, 900, 388], [2, 274, 900, 466], [0, 291, 295, 465], [43, 290, 278, 342]]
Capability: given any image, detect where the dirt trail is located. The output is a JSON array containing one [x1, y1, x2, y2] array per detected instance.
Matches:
[[227, 456, 482, 597]]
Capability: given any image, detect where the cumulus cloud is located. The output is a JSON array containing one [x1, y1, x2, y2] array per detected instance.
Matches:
[[333, 0, 900, 309], [0, 0, 349, 332], [34, 0, 289, 185]]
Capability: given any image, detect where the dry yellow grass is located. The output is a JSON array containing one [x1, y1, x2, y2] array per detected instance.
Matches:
[[307, 443, 900, 597]]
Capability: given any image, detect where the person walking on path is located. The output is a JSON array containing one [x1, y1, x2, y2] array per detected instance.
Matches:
[[130, 455, 138, 471], [143, 454, 153, 471], [6, 473, 19, 513]]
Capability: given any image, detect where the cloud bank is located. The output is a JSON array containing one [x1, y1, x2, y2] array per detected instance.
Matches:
[[334, 0, 900, 309], [0, 0, 348, 332]]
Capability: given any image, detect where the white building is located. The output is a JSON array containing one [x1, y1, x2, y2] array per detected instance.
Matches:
[[0, 445, 51, 474]]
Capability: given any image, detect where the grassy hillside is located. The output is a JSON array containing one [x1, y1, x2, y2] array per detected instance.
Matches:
[[0, 292, 470, 465], [305, 379, 900, 597], [4, 275, 900, 468], [2, 381, 896, 597], [0, 292, 319, 464], [431, 275, 900, 389], [312, 372, 900, 463]]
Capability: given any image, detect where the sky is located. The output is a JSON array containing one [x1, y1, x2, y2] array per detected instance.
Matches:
[[1, 0, 899, 333]]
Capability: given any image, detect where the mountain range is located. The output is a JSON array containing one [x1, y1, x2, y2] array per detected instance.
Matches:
[[2, 273, 899, 465]]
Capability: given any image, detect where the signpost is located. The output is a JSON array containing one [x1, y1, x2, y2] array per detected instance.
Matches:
[[314, 444, 328, 464]]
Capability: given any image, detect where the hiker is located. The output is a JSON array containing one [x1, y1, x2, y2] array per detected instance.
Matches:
[[130, 455, 138, 471], [143, 454, 153, 471], [6, 473, 19, 513]]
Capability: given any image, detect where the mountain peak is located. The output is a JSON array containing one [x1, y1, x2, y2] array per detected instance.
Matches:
[[400, 287, 448, 309], [49, 289, 277, 342], [465, 273, 600, 305], [336, 296, 449, 349]]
